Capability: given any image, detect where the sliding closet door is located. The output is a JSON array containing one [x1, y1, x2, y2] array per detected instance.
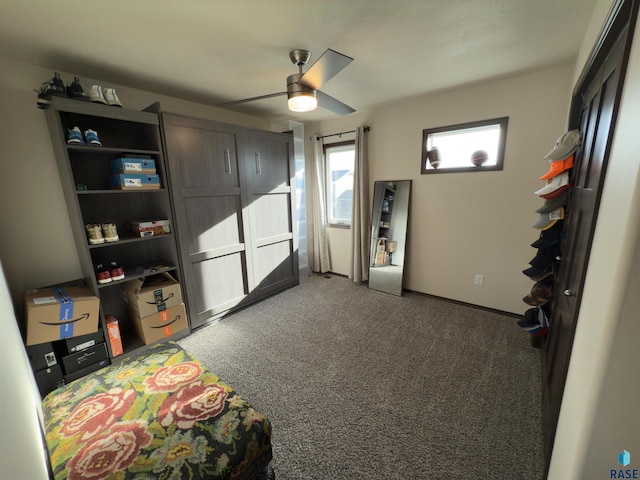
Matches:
[[161, 114, 250, 329], [242, 129, 299, 301]]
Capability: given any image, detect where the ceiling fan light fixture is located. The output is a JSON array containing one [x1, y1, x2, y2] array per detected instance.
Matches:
[[288, 91, 317, 112]]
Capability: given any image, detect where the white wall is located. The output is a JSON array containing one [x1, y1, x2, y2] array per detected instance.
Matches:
[[309, 65, 573, 313], [549, 0, 640, 476], [0, 259, 50, 479], [0, 57, 269, 309]]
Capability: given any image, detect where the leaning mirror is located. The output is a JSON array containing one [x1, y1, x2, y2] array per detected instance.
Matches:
[[368, 180, 411, 296]]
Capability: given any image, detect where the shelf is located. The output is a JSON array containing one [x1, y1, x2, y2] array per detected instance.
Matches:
[[96, 264, 177, 289], [87, 234, 174, 249], [49, 96, 160, 124], [76, 189, 167, 195], [67, 145, 161, 156]]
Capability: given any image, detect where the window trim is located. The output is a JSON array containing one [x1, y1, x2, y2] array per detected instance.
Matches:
[[324, 140, 355, 228], [421, 117, 509, 174]]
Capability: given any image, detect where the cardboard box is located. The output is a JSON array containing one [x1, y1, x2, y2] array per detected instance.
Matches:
[[65, 329, 105, 353], [61, 342, 109, 374], [131, 303, 188, 345], [24, 287, 100, 346], [128, 219, 171, 237], [111, 157, 156, 174], [121, 273, 182, 318], [109, 173, 160, 190], [105, 315, 124, 357]]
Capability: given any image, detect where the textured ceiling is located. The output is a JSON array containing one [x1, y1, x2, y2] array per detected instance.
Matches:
[[0, 0, 598, 122]]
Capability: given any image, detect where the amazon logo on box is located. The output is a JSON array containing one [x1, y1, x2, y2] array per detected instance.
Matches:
[[24, 286, 100, 346]]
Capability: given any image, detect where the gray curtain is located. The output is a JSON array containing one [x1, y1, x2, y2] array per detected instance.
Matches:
[[308, 137, 331, 273], [349, 126, 370, 282]]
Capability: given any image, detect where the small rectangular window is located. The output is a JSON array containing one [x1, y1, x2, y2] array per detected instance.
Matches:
[[421, 117, 508, 174], [325, 141, 355, 226]]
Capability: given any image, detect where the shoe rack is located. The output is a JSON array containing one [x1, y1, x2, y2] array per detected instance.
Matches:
[[43, 96, 188, 362]]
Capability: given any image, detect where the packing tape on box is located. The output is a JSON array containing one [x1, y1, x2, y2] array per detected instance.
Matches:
[[53, 287, 76, 339]]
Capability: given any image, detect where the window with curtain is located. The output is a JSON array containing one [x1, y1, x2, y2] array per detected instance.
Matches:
[[324, 141, 355, 226]]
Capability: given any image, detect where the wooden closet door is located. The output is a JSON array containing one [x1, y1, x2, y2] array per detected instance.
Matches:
[[161, 114, 250, 329], [242, 129, 299, 301]]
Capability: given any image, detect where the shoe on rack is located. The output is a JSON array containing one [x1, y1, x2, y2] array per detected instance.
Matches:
[[96, 264, 112, 284], [101, 222, 119, 242], [66, 76, 89, 101], [103, 88, 123, 107], [89, 85, 107, 104], [109, 262, 125, 281], [67, 126, 85, 145], [84, 129, 102, 146], [34, 72, 67, 108], [85, 224, 104, 244]]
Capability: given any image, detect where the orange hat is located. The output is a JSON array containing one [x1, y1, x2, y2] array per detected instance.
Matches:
[[540, 155, 574, 180]]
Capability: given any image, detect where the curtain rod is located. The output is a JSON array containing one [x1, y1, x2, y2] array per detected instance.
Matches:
[[316, 126, 370, 141]]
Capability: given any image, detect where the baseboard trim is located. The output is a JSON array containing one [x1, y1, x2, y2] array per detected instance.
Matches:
[[404, 289, 521, 319]]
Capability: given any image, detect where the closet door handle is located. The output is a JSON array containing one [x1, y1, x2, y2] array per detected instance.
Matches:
[[255, 152, 261, 174], [224, 149, 231, 174]]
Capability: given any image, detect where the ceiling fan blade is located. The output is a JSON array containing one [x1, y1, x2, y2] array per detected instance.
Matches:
[[316, 90, 355, 115], [217, 91, 286, 107], [298, 49, 353, 90]]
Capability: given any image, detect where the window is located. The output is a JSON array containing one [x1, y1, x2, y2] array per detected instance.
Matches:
[[325, 141, 355, 226], [421, 117, 508, 174]]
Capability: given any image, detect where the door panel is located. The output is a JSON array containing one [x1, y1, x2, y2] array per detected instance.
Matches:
[[172, 125, 240, 190], [192, 253, 248, 319], [252, 194, 293, 240], [182, 196, 243, 254], [252, 240, 296, 297]]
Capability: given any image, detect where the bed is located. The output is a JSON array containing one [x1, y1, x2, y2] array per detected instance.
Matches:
[[42, 341, 274, 479]]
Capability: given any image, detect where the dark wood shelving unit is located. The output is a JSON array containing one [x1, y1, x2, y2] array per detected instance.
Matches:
[[43, 96, 189, 366]]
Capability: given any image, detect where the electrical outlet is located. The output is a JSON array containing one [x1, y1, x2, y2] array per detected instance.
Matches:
[[474, 274, 484, 286]]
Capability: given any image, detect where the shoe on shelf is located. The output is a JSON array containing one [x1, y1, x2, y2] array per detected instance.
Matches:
[[96, 264, 112, 284], [109, 262, 125, 281], [85, 224, 104, 244], [34, 72, 67, 108], [67, 126, 85, 145], [66, 76, 89, 101], [84, 129, 102, 146], [101, 222, 119, 242], [103, 88, 123, 107], [89, 85, 107, 104]]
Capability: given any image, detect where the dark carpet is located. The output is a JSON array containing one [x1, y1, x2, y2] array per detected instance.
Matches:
[[179, 274, 544, 479]]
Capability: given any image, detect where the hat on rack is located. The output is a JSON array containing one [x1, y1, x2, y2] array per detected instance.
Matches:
[[532, 207, 565, 230], [517, 306, 550, 330], [529, 243, 562, 268], [540, 155, 575, 180], [541, 184, 571, 200], [523, 263, 555, 281], [536, 190, 570, 214], [531, 221, 563, 248], [544, 129, 581, 161], [523, 281, 554, 306], [535, 171, 570, 196]]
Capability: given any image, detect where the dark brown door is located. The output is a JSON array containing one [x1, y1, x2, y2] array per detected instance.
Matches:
[[542, 0, 637, 471]]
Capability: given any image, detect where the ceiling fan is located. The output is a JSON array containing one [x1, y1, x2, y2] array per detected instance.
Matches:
[[219, 48, 355, 115]]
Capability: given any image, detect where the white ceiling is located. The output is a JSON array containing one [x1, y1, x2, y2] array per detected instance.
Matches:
[[0, 0, 598, 122]]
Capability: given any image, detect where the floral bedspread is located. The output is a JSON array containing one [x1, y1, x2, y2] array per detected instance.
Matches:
[[42, 342, 272, 480]]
